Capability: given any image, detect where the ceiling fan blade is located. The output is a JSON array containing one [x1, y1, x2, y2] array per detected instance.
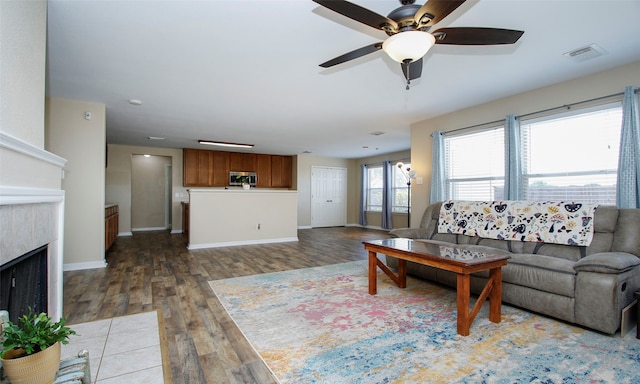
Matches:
[[313, 0, 398, 32], [401, 58, 423, 81], [432, 27, 524, 45], [319, 42, 383, 68], [414, 0, 466, 28]]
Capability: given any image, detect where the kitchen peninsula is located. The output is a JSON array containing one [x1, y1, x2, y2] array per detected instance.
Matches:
[[185, 188, 298, 249]]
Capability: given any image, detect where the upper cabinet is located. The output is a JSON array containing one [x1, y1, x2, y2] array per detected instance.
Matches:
[[271, 155, 292, 188], [229, 152, 256, 172], [183, 149, 292, 188], [211, 151, 230, 186], [183, 149, 229, 187], [256, 154, 272, 188]]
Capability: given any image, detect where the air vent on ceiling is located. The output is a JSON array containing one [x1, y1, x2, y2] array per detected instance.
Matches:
[[563, 44, 607, 62]]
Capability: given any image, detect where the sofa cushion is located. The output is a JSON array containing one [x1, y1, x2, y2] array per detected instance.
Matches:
[[612, 209, 640, 256], [573, 252, 640, 274], [388, 227, 430, 239], [593, 205, 618, 233], [502, 254, 577, 297]]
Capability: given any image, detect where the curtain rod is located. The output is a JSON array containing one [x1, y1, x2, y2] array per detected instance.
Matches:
[[432, 88, 638, 137]]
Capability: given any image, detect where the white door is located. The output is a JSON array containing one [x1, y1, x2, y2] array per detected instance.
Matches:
[[311, 166, 347, 227]]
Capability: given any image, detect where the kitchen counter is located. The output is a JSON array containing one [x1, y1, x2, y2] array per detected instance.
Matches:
[[186, 188, 298, 249]]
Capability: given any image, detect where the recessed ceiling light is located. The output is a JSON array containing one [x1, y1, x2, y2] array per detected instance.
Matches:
[[370, 131, 385, 136], [128, 99, 143, 105], [147, 136, 165, 141], [302, 150, 312, 154], [199, 140, 254, 149]]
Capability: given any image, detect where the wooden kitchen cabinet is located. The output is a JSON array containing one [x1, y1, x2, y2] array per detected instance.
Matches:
[[282, 156, 292, 187], [229, 152, 256, 172], [105, 204, 119, 251], [271, 155, 293, 188], [183, 148, 291, 188], [183, 149, 228, 187], [211, 151, 229, 186], [197, 150, 213, 185], [183, 149, 199, 186], [182, 202, 189, 244], [256, 154, 272, 187], [183, 148, 211, 186]]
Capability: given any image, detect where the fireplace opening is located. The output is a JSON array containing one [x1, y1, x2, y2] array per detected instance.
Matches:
[[0, 245, 48, 323]]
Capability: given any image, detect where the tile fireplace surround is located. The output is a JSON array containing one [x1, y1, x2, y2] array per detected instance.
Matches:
[[0, 132, 67, 320]]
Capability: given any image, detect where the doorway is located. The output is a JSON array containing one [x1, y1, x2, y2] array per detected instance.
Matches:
[[311, 166, 347, 227], [131, 155, 172, 231]]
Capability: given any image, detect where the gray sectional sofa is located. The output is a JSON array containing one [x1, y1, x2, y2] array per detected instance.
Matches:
[[388, 201, 640, 334]]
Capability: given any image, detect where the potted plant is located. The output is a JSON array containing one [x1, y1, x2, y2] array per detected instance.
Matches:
[[1, 309, 77, 384], [240, 176, 251, 189]]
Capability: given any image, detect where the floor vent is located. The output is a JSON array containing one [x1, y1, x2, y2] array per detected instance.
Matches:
[[563, 44, 607, 62]]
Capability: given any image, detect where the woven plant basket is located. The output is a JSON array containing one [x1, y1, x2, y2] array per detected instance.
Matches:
[[0, 342, 60, 384]]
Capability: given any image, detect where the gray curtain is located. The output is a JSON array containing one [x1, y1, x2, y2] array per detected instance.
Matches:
[[616, 86, 640, 208], [504, 114, 522, 200], [430, 131, 445, 204], [381, 161, 393, 229], [359, 163, 368, 226]]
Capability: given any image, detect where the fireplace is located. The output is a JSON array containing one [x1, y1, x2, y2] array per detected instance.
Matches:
[[1, 245, 48, 323], [1, 132, 67, 321], [0, 198, 64, 321]]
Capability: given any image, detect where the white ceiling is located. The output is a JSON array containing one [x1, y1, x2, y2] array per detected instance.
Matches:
[[46, 0, 640, 159]]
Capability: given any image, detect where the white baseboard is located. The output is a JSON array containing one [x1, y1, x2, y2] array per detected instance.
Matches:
[[118, 231, 133, 237], [63, 260, 108, 271], [170, 229, 184, 234], [297, 225, 312, 229], [347, 223, 386, 231], [131, 227, 167, 232], [188, 237, 299, 250]]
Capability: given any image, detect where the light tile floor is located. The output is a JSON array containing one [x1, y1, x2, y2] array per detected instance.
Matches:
[[61, 311, 166, 383]]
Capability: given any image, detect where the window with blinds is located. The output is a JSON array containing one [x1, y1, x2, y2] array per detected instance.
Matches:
[[366, 165, 383, 211], [393, 161, 411, 213], [520, 103, 622, 205], [444, 127, 505, 200]]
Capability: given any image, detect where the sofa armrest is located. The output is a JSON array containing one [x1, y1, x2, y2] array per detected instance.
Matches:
[[574, 252, 640, 274], [388, 228, 430, 239]]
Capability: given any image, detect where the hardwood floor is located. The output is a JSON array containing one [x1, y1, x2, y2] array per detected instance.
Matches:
[[63, 227, 390, 384]]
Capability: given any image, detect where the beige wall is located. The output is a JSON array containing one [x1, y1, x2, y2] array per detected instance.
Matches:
[[46, 98, 106, 269], [0, 0, 59, 190], [131, 154, 172, 230], [0, 0, 47, 147], [296, 154, 352, 227], [0, 0, 68, 317], [188, 189, 298, 248], [106, 144, 187, 235], [409, 61, 640, 223], [350, 149, 412, 228]]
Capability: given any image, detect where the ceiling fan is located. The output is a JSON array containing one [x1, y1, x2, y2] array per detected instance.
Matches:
[[313, 0, 524, 88]]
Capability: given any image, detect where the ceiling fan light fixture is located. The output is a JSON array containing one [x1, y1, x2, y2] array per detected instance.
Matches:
[[382, 31, 436, 63]]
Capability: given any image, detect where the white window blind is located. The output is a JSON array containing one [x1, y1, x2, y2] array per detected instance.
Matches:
[[392, 162, 411, 213], [444, 127, 505, 200], [520, 103, 622, 205], [366, 165, 383, 211]]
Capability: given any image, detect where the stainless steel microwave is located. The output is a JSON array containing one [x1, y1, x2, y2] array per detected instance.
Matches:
[[229, 171, 257, 186]]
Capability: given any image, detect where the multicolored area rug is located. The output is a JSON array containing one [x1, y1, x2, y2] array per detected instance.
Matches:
[[209, 261, 640, 383]]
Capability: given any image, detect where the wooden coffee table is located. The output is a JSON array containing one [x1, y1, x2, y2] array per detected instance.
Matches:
[[363, 238, 510, 336]]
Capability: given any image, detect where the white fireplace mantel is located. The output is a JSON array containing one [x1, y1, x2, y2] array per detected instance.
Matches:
[[0, 131, 67, 321]]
